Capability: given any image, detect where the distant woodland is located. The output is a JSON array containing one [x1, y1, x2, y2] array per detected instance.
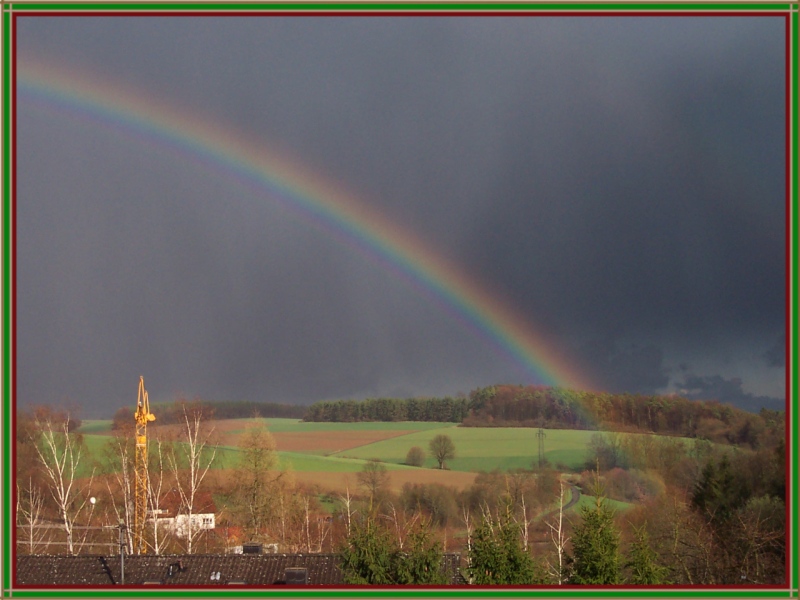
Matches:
[[106, 384, 785, 450], [111, 399, 307, 430], [304, 384, 785, 449]]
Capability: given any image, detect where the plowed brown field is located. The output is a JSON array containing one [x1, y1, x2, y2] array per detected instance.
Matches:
[[291, 469, 478, 494]]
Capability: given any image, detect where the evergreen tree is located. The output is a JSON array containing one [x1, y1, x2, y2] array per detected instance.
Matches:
[[339, 515, 448, 585], [692, 454, 736, 524], [339, 517, 396, 584], [394, 522, 448, 585], [625, 524, 669, 584], [568, 476, 621, 584], [469, 502, 543, 584]]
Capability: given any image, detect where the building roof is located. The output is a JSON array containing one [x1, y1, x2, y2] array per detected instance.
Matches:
[[16, 552, 467, 586]]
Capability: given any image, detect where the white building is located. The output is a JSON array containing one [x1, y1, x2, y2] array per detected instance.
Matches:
[[158, 513, 215, 538]]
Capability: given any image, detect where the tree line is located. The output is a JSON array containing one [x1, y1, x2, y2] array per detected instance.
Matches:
[[303, 396, 469, 423], [464, 384, 784, 448], [111, 398, 307, 430], [302, 385, 784, 450]]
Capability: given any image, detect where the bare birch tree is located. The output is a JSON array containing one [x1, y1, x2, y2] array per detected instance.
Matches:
[[338, 479, 356, 538], [103, 434, 135, 553], [168, 403, 217, 554], [315, 512, 331, 553], [147, 436, 173, 554], [460, 502, 473, 575], [544, 479, 571, 584], [16, 479, 47, 554], [303, 495, 312, 553], [31, 413, 96, 555]]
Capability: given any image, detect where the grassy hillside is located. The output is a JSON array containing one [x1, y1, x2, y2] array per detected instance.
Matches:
[[332, 427, 597, 472], [75, 419, 699, 486], [252, 418, 456, 433], [76, 420, 113, 434]]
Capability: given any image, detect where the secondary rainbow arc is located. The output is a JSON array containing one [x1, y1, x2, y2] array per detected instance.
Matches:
[[16, 59, 596, 393]]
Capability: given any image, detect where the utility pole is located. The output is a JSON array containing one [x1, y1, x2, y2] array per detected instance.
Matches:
[[119, 520, 126, 585], [536, 428, 547, 469]]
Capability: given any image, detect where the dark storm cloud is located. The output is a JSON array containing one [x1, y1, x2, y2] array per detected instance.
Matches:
[[763, 333, 786, 368], [676, 372, 785, 413], [14, 16, 786, 416], [576, 336, 670, 395]]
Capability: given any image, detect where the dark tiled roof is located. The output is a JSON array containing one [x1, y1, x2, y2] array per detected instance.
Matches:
[[16, 556, 118, 585], [16, 553, 465, 586]]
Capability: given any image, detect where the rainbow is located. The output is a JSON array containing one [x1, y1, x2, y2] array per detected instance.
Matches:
[[15, 58, 596, 392]]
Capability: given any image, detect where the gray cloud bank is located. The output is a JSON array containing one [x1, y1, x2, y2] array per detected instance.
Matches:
[[15, 16, 786, 417]]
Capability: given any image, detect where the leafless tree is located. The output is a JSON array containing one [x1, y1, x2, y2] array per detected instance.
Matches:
[[731, 497, 785, 583], [147, 436, 173, 554], [544, 479, 570, 584], [103, 434, 134, 553], [357, 459, 389, 509], [31, 413, 96, 554], [16, 478, 47, 554], [315, 515, 331, 553], [303, 495, 312, 553], [518, 493, 532, 552], [429, 434, 456, 470], [338, 481, 356, 538], [168, 403, 217, 554], [232, 425, 279, 542], [380, 502, 420, 551], [460, 502, 473, 573]]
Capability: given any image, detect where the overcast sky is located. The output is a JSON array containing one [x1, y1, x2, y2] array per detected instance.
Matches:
[[15, 15, 786, 418]]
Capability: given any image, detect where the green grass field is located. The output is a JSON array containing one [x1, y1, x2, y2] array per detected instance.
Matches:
[[74, 420, 698, 487], [571, 493, 633, 514], [76, 420, 113, 434], [332, 426, 597, 472], [238, 418, 457, 433], [77, 421, 593, 476], [276, 451, 417, 473]]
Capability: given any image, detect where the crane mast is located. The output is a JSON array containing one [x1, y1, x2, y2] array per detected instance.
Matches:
[[134, 376, 155, 554]]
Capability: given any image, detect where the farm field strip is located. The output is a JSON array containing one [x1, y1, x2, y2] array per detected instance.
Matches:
[[236, 418, 458, 433], [331, 427, 598, 472], [78, 421, 700, 482], [75, 419, 113, 434], [289, 467, 479, 494], [269, 430, 421, 456], [571, 493, 633, 514], [276, 451, 418, 473], [80, 426, 596, 475]]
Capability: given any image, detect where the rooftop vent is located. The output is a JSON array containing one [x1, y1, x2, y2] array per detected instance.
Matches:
[[242, 543, 262, 554], [284, 568, 308, 585]]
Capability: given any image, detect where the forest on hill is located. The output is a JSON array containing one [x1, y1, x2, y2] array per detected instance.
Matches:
[[111, 398, 307, 430], [304, 384, 784, 449], [105, 383, 784, 453]]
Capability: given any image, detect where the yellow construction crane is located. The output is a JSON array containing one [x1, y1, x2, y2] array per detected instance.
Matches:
[[134, 376, 155, 554]]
